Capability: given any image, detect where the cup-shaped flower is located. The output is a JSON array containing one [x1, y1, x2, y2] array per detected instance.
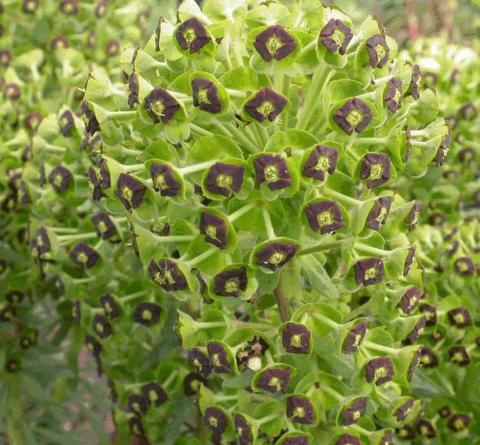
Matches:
[[447, 307, 472, 328], [4, 83, 20, 101], [342, 320, 367, 354], [115, 173, 146, 210], [80, 101, 100, 135], [302, 145, 338, 181], [129, 417, 146, 438], [436, 133, 450, 166], [396, 426, 415, 440], [367, 197, 392, 230], [95, 0, 108, 18], [176, 17, 211, 54], [204, 161, 245, 197], [144, 88, 180, 124], [192, 78, 222, 113], [61, 0, 79, 15], [360, 153, 391, 189], [204, 406, 228, 434], [416, 420, 436, 438], [59, 110, 75, 137], [48, 166, 73, 193], [365, 356, 394, 386], [333, 98, 372, 135], [408, 65, 421, 100], [419, 303, 436, 326], [25, 112, 42, 132], [319, 19, 353, 55], [87, 168, 104, 201], [255, 366, 291, 393], [132, 302, 162, 327], [51, 36, 69, 50], [395, 399, 415, 422], [148, 259, 188, 291], [234, 414, 254, 445], [6, 360, 20, 373], [366, 34, 390, 68], [183, 372, 207, 396], [459, 103, 477, 120], [354, 258, 384, 286], [438, 406, 451, 418], [105, 40, 119, 57], [282, 322, 311, 354], [384, 78, 403, 113], [85, 335, 102, 356], [128, 72, 139, 108], [244, 88, 287, 123], [254, 154, 292, 191], [342, 397, 368, 426], [188, 348, 212, 377], [30, 227, 51, 257], [149, 162, 182, 197], [213, 267, 248, 297], [286, 395, 316, 425], [254, 240, 298, 271], [142, 382, 168, 407], [92, 314, 112, 339], [70, 243, 99, 269], [335, 434, 361, 445], [92, 213, 118, 240], [22, 0, 39, 14], [6, 291, 24, 304], [402, 317, 426, 345], [0, 305, 16, 322], [0, 50, 11, 68], [207, 341, 232, 374], [448, 346, 470, 366], [200, 212, 228, 249], [304, 200, 344, 234], [99, 294, 121, 319], [458, 147, 475, 163], [378, 431, 393, 445], [453, 257, 475, 277], [419, 347, 438, 368], [128, 394, 148, 416], [447, 413, 470, 432], [400, 286, 422, 315], [254, 25, 296, 62], [406, 202, 421, 231]]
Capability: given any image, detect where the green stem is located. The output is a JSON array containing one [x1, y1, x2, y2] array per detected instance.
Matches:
[[298, 238, 353, 256], [323, 188, 362, 207], [262, 206, 276, 239], [296, 66, 334, 130], [362, 341, 399, 355], [186, 247, 217, 267], [179, 161, 214, 175], [228, 202, 258, 222], [274, 271, 290, 322], [58, 232, 98, 243], [312, 312, 341, 329], [354, 242, 390, 257]]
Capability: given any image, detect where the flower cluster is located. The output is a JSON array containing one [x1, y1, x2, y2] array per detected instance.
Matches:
[[3, 1, 477, 444], [386, 38, 480, 442], [0, 0, 167, 441]]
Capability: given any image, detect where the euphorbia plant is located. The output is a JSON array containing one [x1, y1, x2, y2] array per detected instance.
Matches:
[[0, 0, 168, 443], [22, 0, 452, 443], [4, 0, 470, 443], [392, 38, 480, 442]]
